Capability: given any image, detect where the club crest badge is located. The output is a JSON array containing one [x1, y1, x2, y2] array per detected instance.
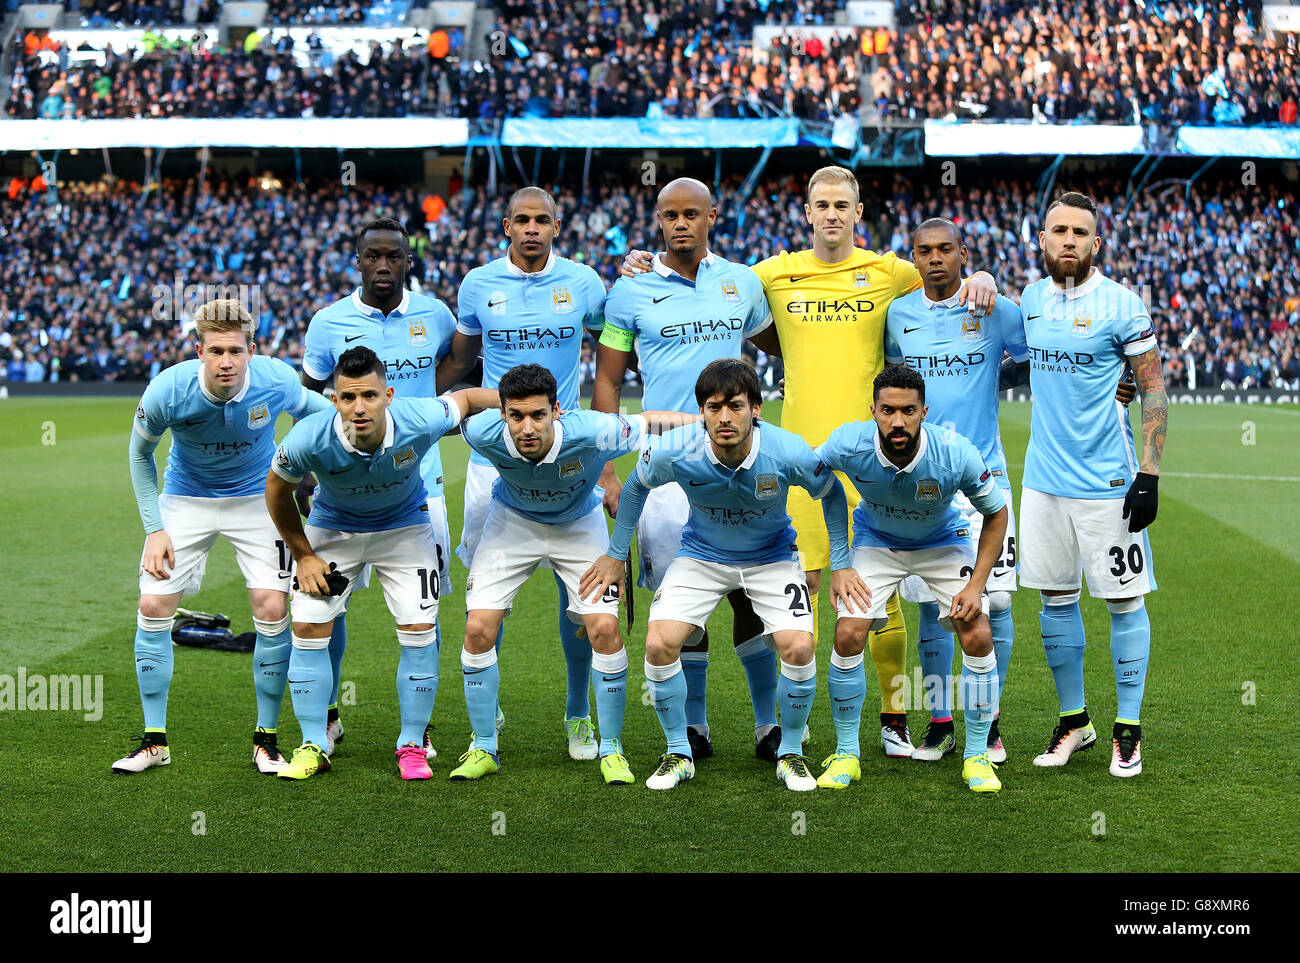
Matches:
[[393, 446, 417, 470], [559, 456, 583, 478], [916, 478, 941, 501], [551, 286, 574, 313], [408, 319, 429, 346], [720, 281, 740, 302], [853, 270, 869, 287], [247, 403, 270, 429], [754, 473, 780, 499], [961, 315, 982, 340], [1071, 315, 1092, 337]]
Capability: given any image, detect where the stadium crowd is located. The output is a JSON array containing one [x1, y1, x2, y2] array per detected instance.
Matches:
[[2, 168, 1296, 390], [874, 0, 1297, 125]]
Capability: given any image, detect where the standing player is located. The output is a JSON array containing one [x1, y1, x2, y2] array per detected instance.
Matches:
[[624, 166, 999, 757], [884, 218, 1026, 763], [298, 217, 457, 759], [116, 299, 334, 775], [593, 177, 787, 761], [436, 187, 608, 760], [265, 347, 498, 781], [816, 365, 1009, 793], [582, 359, 870, 791], [450, 364, 695, 784], [1019, 192, 1167, 778]]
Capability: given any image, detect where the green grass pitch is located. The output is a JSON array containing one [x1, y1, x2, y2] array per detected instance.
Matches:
[[1, 396, 1296, 872]]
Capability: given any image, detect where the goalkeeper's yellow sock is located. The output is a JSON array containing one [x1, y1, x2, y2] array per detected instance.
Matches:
[[870, 591, 908, 715], [810, 588, 821, 647]]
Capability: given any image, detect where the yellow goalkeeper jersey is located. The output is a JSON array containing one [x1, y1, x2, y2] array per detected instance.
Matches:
[[753, 247, 921, 444], [753, 247, 922, 570]]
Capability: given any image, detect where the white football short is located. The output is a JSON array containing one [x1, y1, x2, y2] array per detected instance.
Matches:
[[291, 522, 443, 625], [649, 555, 813, 636], [901, 488, 1017, 603], [1019, 487, 1156, 598], [838, 543, 985, 631], [636, 481, 689, 590], [139, 494, 291, 596], [465, 500, 620, 618]]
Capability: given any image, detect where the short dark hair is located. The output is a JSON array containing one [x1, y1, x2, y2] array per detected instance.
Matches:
[[506, 186, 557, 218], [912, 217, 963, 247], [355, 217, 409, 253], [1045, 191, 1098, 221], [335, 345, 386, 382], [498, 363, 557, 406], [695, 358, 761, 408], [873, 363, 926, 402]]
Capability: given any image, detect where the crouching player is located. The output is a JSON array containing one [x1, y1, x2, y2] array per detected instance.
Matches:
[[815, 364, 1009, 793], [451, 363, 695, 785], [116, 299, 335, 775], [582, 359, 869, 792], [264, 347, 498, 780]]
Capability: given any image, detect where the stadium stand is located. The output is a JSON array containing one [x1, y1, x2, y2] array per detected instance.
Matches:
[[2, 167, 1296, 389]]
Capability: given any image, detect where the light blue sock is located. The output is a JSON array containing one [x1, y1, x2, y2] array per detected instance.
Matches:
[[396, 628, 439, 748], [989, 603, 1014, 696], [328, 616, 346, 708], [777, 660, 817, 757], [287, 641, 331, 750], [645, 659, 690, 758], [462, 647, 500, 756], [1110, 600, 1151, 723], [917, 602, 955, 723], [828, 650, 865, 756], [134, 612, 174, 731], [1041, 592, 1086, 715], [961, 651, 999, 758], [555, 575, 592, 720], [681, 650, 709, 731], [736, 635, 778, 729], [591, 648, 629, 756], [252, 616, 291, 730]]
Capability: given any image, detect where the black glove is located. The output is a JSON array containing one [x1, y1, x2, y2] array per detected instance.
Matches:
[[293, 561, 350, 597], [1122, 473, 1159, 532]]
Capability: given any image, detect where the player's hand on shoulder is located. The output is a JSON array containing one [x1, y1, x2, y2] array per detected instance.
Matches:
[[294, 473, 317, 516], [829, 567, 870, 614], [579, 554, 625, 605], [948, 583, 984, 624], [620, 249, 654, 278], [141, 530, 175, 580], [960, 272, 998, 316], [1115, 376, 1137, 406]]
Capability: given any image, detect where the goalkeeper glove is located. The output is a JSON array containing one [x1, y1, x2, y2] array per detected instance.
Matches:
[[1122, 472, 1159, 532]]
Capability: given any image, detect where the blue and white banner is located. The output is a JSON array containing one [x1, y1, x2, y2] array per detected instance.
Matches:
[[0, 118, 470, 150], [924, 121, 1146, 156], [1175, 126, 1300, 158], [501, 118, 799, 148]]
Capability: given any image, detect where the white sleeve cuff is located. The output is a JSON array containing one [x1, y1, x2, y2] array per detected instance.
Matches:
[[437, 393, 464, 430], [1123, 336, 1158, 357], [455, 321, 481, 337], [271, 461, 304, 484], [133, 420, 161, 443]]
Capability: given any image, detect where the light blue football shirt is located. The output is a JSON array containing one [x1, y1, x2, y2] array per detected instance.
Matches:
[[271, 395, 462, 533], [302, 288, 457, 497], [1019, 270, 1156, 499], [602, 251, 772, 413], [457, 249, 606, 461], [885, 282, 1028, 487], [817, 421, 1005, 551], [463, 409, 646, 524], [611, 421, 844, 567], [133, 355, 323, 498]]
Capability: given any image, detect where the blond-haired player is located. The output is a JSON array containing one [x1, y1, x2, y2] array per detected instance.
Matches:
[[623, 167, 999, 756], [114, 299, 334, 775]]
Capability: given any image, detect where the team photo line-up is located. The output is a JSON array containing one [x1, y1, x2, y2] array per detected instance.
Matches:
[[117, 165, 1167, 795]]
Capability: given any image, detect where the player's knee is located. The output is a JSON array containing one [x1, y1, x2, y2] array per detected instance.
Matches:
[[583, 615, 621, 654], [138, 595, 179, 621], [987, 591, 1014, 613], [959, 622, 994, 657], [248, 590, 287, 623], [834, 620, 868, 656], [644, 628, 676, 666], [396, 626, 438, 647], [1106, 597, 1145, 614], [464, 612, 499, 654], [252, 613, 291, 637], [779, 632, 816, 666]]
